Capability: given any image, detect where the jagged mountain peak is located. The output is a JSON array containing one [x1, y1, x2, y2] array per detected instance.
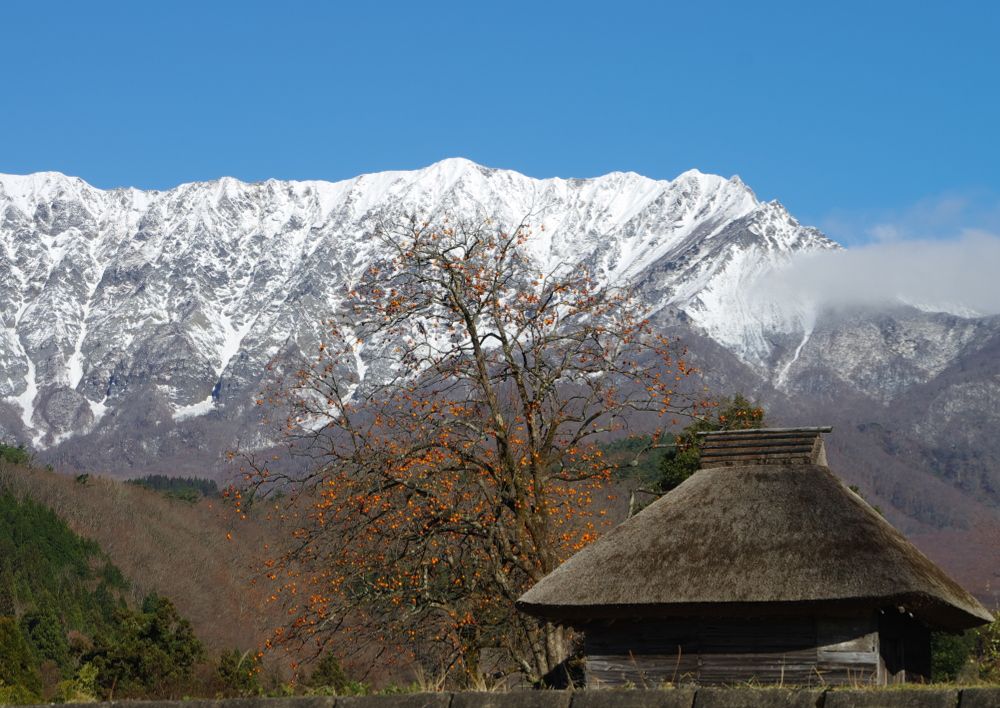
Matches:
[[1, 159, 763, 217], [0, 171, 102, 216]]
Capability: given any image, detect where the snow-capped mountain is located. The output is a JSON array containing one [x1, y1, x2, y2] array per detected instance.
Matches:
[[0, 159, 1000, 588], [2, 160, 999, 574], [0, 159, 831, 449]]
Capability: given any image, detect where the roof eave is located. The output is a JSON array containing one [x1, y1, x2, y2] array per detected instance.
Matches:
[[516, 593, 993, 631]]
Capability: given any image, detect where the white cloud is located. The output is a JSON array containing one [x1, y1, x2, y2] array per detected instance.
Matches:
[[754, 230, 1000, 318], [754, 193, 1000, 318]]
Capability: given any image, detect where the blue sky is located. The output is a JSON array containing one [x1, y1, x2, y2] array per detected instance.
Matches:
[[1, 1, 998, 244]]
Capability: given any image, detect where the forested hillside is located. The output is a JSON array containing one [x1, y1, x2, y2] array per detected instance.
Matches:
[[0, 488, 208, 701], [0, 447, 303, 699], [0, 452, 271, 648]]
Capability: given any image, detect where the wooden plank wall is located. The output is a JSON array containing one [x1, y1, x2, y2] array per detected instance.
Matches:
[[816, 617, 880, 684], [584, 615, 880, 687]]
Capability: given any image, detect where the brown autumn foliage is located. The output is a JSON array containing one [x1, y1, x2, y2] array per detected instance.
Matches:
[[241, 214, 703, 686]]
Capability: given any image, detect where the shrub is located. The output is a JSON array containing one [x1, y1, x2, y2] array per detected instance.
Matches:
[[0, 442, 31, 466], [306, 652, 351, 693], [216, 648, 261, 697]]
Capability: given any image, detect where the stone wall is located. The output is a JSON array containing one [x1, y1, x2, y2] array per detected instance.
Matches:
[[58, 686, 1000, 708]]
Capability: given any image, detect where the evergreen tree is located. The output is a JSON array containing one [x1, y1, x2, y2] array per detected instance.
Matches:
[[0, 616, 41, 698], [86, 594, 204, 698], [21, 608, 69, 671], [306, 652, 350, 693], [657, 394, 765, 493]]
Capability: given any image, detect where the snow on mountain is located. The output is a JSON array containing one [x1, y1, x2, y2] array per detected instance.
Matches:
[[0, 158, 985, 461], [6, 160, 999, 598]]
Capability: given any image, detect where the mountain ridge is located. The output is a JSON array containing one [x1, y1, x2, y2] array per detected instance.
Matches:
[[0, 159, 835, 451]]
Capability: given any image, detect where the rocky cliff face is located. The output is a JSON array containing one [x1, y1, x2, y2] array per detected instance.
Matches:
[[2, 160, 998, 591], [0, 160, 834, 452]]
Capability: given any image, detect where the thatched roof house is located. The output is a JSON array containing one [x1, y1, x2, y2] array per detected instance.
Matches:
[[517, 427, 992, 687]]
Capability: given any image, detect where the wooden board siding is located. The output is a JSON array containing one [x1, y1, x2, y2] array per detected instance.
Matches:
[[584, 615, 880, 687], [585, 619, 703, 686], [816, 616, 879, 685]]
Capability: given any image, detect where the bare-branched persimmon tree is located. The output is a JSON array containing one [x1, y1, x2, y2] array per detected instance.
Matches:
[[241, 214, 700, 686]]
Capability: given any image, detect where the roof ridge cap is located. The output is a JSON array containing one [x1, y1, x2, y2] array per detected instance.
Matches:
[[698, 426, 832, 437]]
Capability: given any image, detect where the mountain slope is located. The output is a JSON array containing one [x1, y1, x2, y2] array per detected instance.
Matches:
[[0, 458, 276, 657], [0, 160, 834, 454], [1, 161, 998, 602]]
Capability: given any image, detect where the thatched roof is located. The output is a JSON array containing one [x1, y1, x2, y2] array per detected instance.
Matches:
[[517, 429, 991, 630]]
